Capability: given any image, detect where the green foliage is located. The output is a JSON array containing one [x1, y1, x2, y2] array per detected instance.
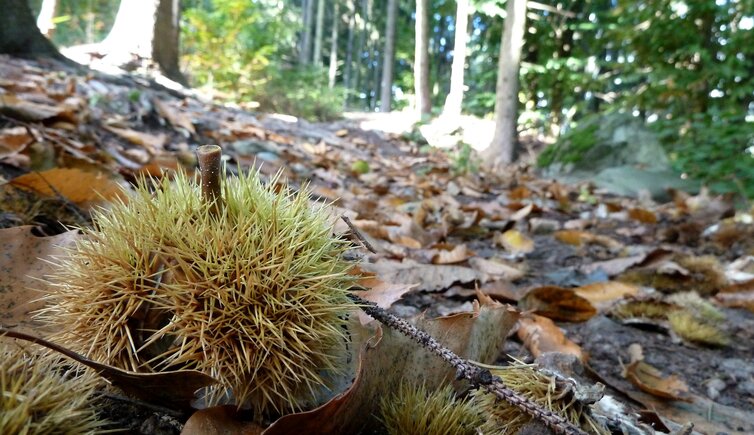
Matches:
[[653, 111, 754, 198], [451, 142, 480, 176], [182, 0, 344, 121], [537, 115, 600, 167]]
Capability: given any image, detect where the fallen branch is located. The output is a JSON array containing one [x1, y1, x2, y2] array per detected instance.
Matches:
[[349, 294, 589, 435]]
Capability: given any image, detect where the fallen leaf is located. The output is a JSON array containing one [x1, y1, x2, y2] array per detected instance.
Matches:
[[105, 125, 167, 154], [519, 286, 597, 322], [623, 344, 691, 402], [573, 281, 639, 309], [9, 168, 125, 207], [495, 229, 534, 255], [0, 226, 80, 333], [430, 243, 474, 264], [468, 257, 524, 281], [362, 259, 488, 292], [554, 230, 623, 250], [154, 98, 196, 135], [0, 126, 33, 158], [0, 93, 68, 121], [628, 207, 657, 224], [516, 314, 584, 360], [352, 280, 418, 325]]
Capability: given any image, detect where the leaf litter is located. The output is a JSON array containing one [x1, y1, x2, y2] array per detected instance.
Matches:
[[1, 54, 753, 434]]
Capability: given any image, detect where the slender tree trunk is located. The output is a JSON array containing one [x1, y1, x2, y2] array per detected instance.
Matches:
[[343, 0, 355, 105], [414, 0, 431, 117], [153, 0, 185, 84], [484, 0, 527, 167], [328, 2, 340, 88], [379, 0, 398, 112], [36, 0, 59, 37], [353, 0, 368, 108], [0, 0, 63, 58], [442, 0, 470, 123], [313, 0, 325, 64], [299, 0, 315, 64]]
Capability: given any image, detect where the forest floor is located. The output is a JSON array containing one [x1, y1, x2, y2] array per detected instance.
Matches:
[[1, 55, 754, 435]]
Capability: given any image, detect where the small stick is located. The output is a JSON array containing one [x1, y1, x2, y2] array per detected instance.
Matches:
[[349, 294, 588, 435], [196, 145, 223, 216], [341, 215, 377, 253]]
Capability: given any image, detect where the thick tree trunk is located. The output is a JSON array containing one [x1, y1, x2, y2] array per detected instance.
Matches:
[[442, 0, 470, 123], [36, 0, 59, 37], [328, 2, 340, 88], [379, 0, 398, 112], [313, 0, 325, 65], [0, 0, 62, 58], [414, 0, 431, 117], [484, 0, 527, 167], [153, 0, 185, 84], [299, 0, 316, 64], [102, 0, 159, 60]]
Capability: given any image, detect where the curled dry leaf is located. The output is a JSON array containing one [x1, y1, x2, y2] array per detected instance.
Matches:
[[430, 243, 474, 264], [554, 230, 623, 251], [516, 314, 585, 360], [263, 296, 519, 434], [104, 125, 167, 154], [0, 126, 32, 158], [154, 98, 196, 135], [362, 258, 489, 292], [623, 344, 691, 402], [468, 257, 524, 281], [519, 286, 597, 322], [9, 167, 126, 208], [0, 93, 69, 121]]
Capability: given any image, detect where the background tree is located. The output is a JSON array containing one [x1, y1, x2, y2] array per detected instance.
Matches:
[[414, 0, 431, 117], [313, 0, 325, 64], [328, 1, 340, 88], [484, 0, 527, 167], [0, 0, 62, 58], [441, 0, 470, 124], [379, 0, 398, 112], [36, 0, 58, 37]]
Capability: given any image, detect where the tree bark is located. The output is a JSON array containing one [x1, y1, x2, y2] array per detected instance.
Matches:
[[484, 0, 528, 167], [102, 0, 158, 60], [442, 0, 470, 123], [36, 0, 59, 37], [153, 0, 185, 84], [379, 0, 398, 112], [414, 0, 432, 117], [299, 0, 315, 64], [0, 0, 62, 58], [313, 0, 326, 64], [328, 1, 340, 88], [343, 0, 355, 103]]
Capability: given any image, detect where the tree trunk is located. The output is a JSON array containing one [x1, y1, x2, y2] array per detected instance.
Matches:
[[328, 2, 340, 88], [414, 0, 431, 117], [343, 0, 355, 104], [102, 0, 159, 60], [299, 0, 315, 64], [379, 0, 398, 112], [0, 0, 62, 58], [442, 0, 470, 123], [36, 0, 59, 37], [313, 0, 325, 65], [484, 0, 527, 167], [153, 0, 185, 84]]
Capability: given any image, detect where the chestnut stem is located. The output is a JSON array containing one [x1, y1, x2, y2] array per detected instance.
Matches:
[[197, 145, 223, 216]]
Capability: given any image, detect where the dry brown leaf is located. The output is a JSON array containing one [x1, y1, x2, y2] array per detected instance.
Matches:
[[715, 279, 754, 312], [554, 230, 623, 250], [352, 280, 417, 325], [9, 168, 125, 207], [430, 243, 474, 264], [624, 359, 691, 402], [573, 281, 639, 309], [334, 129, 349, 137], [0, 226, 80, 333], [264, 296, 519, 434], [104, 125, 167, 154], [516, 314, 584, 360], [519, 286, 597, 322], [362, 259, 488, 292], [510, 203, 534, 221], [468, 257, 524, 281], [0, 93, 68, 121], [153, 98, 196, 135], [495, 229, 534, 255], [182, 406, 265, 435], [628, 207, 658, 224], [0, 126, 32, 158]]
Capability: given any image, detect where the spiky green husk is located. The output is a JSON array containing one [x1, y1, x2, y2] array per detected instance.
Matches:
[[1, 343, 104, 434], [473, 363, 608, 435], [42, 169, 356, 416], [379, 383, 483, 435]]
